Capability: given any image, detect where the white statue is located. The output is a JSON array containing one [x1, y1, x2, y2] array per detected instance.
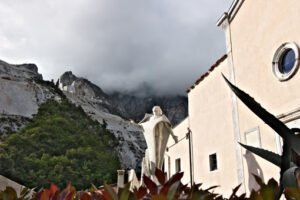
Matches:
[[139, 106, 178, 183]]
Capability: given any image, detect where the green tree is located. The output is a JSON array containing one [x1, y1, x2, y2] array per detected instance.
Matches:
[[0, 100, 120, 190]]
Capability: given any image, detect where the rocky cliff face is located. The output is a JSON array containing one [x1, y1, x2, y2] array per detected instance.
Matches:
[[0, 60, 42, 80], [59, 71, 108, 99], [58, 71, 146, 171], [0, 59, 188, 175], [59, 71, 128, 118], [0, 60, 60, 137], [110, 89, 188, 127], [0, 60, 146, 173]]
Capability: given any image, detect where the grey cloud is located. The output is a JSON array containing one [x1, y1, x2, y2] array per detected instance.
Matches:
[[0, 0, 233, 95]]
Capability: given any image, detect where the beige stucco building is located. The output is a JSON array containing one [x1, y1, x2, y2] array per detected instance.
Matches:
[[164, 0, 300, 196]]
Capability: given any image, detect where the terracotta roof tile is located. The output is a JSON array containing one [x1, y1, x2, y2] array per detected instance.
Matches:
[[186, 54, 227, 93]]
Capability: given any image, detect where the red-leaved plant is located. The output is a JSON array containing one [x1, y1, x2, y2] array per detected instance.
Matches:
[[0, 168, 299, 200]]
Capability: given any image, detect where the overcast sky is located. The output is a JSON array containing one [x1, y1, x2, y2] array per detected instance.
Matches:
[[0, 0, 232, 95]]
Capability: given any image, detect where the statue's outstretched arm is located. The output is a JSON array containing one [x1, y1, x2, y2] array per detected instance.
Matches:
[[139, 113, 152, 124], [171, 131, 179, 143]]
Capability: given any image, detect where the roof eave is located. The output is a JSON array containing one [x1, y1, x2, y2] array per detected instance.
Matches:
[[186, 54, 228, 93], [216, 0, 245, 27], [216, 12, 228, 27]]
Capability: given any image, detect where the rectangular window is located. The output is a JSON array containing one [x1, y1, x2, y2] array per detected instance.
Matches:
[[209, 153, 217, 171], [175, 158, 181, 173], [244, 127, 261, 148]]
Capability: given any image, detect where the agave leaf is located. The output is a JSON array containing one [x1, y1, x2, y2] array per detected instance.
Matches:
[[239, 143, 282, 167], [238, 193, 247, 199], [291, 148, 300, 167], [229, 184, 241, 199], [281, 167, 299, 188], [205, 185, 219, 191], [222, 74, 300, 155], [191, 190, 213, 200], [279, 141, 292, 193]]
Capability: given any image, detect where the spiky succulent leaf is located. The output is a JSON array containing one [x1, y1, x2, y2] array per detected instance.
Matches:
[[281, 167, 300, 188], [239, 143, 282, 167], [280, 141, 292, 193], [291, 148, 300, 167], [222, 74, 300, 155]]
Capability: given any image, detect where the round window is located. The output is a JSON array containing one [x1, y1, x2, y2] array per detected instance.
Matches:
[[272, 42, 300, 81]]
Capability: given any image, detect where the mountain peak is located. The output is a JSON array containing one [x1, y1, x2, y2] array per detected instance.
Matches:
[[59, 71, 108, 100], [0, 60, 42, 80], [59, 71, 78, 87]]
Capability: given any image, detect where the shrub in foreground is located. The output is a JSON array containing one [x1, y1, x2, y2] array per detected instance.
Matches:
[[0, 168, 299, 200]]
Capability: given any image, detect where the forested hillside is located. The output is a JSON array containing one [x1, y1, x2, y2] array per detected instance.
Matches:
[[0, 99, 120, 190]]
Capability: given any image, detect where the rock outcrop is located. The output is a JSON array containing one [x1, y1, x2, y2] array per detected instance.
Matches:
[[0, 59, 188, 174], [110, 91, 188, 126], [59, 71, 127, 118], [0, 60, 42, 80], [58, 71, 146, 171], [0, 60, 61, 137]]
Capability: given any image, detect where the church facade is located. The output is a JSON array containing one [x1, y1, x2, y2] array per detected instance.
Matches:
[[164, 0, 300, 196]]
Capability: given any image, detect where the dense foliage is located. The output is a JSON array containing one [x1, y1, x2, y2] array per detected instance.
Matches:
[[0, 99, 120, 190], [0, 168, 299, 200]]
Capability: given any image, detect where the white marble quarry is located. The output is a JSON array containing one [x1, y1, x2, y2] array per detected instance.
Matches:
[[59, 71, 147, 171], [0, 61, 147, 173]]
